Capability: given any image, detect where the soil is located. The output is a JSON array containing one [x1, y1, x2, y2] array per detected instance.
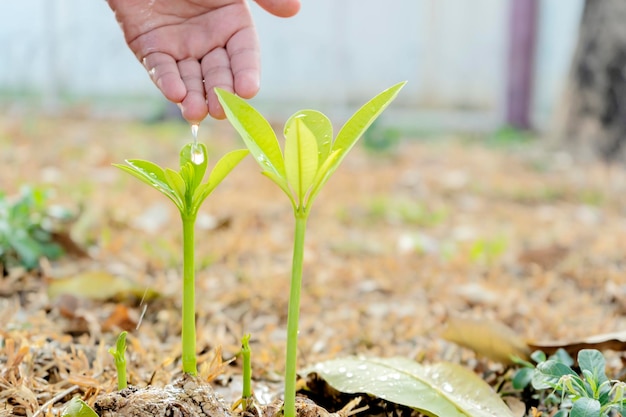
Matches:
[[1, 115, 626, 416]]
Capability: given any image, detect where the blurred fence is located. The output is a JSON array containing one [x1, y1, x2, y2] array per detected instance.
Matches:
[[0, 0, 583, 130]]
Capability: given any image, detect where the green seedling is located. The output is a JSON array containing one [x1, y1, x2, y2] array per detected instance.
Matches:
[[0, 186, 70, 269], [216, 81, 405, 417], [515, 349, 626, 417], [236, 333, 255, 413], [61, 397, 99, 417], [108, 331, 128, 390], [115, 143, 249, 375]]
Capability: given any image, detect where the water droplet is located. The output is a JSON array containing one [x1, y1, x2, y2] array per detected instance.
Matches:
[[345, 372, 353, 378], [338, 367, 347, 374], [190, 123, 203, 164], [378, 375, 388, 382], [191, 123, 199, 142], [442, 382, 454, 393], [191, 148, 204, 165]]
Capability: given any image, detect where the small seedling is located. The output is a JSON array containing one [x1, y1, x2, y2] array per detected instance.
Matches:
[[0, 186, 69, 269], [515, 349, 626, 417], [61, 397, 99, 417], [216, 82, 405, 417], [108, 331, 128, 390], [241, 333, 253, 409], [115, 142, 248, 375]]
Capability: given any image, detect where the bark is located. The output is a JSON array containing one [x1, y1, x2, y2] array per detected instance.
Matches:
[[557, 0, 626, 163]]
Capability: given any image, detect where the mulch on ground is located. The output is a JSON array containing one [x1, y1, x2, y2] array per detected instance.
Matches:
[[1, 115, 626, 416]]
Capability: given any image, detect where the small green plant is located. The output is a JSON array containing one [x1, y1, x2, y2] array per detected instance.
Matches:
[[61, 397, 99, 417], [115, 143, 248, 375], [216, 81, 405, 417], [0, 186, 70, 269], [108, 331, 128, 390], [514, 349, 626, 417], [239, 333, 254, 412]]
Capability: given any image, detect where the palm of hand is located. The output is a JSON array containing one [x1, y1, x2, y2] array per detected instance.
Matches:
[[108, 0, 265, 121]]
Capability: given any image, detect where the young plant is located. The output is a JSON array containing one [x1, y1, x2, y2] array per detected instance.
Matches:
[[519, 349, 626, 417], [0, 186, 69, 269], [216, 82, 405, 417], [115, 143, 249, 375], [108, 331, 128, 390], [241, 333, 253, 410]]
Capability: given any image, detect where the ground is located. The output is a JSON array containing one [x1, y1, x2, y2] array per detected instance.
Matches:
[[1, 115, 626, 416]]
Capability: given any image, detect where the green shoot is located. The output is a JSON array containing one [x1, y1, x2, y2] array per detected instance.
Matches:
[[0, 186, 69, 269], [241, 333, 253, 411], [115, 143, 249, 375], [523, 349, 626, 417], [108, 331, 128, 390], [61, 397, 99, 417], [216, 82, 405, 417]]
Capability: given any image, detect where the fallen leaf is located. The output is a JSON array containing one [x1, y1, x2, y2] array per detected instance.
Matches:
[[517, 245, 569, 269], [306, 356, 515, 417], [50, 231, 89, 258], [47, 270, 160, 302], [442, 316, 530, 364], [528, 330, 626, 357], [102, 304, 137, 332]]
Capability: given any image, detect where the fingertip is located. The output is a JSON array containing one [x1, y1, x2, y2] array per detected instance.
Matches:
[[179, 98, 209, 124], [255, 0, 301, 18], [234, 71, 260, 99]]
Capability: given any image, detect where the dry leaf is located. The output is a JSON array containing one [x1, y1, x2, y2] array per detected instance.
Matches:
[[528, 330, 626, 357], [47, 270, 160, 302], [442, 316, 530, 364], [517, 245, 568, 269], [102, 304, 138, 332]]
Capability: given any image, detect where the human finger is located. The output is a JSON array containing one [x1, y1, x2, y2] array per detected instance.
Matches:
[[201, 47, 234, 119], [228, 26, 261, 99], [143, 52, 186, 103], [254, 0, 301, 17], [177, 58, 209, 123]]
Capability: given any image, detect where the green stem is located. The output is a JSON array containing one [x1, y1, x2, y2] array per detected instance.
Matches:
[[241, 333, 252, 409], [182, 215, 197, 375], [283, 213, 307, 417]]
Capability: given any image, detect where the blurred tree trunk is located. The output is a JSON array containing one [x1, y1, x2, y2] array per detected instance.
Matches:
[[558, 0, 626, 163]]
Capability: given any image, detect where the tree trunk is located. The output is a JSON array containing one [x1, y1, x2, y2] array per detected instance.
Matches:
[[557, 0, 626, 163]]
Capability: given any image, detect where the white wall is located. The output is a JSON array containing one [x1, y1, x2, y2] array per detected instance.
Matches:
[[0, 0, 584, 130]]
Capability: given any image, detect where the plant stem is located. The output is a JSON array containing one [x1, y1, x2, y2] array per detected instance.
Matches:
[[241, 333, 252, 410], [283, 212, 307, 417], [182, 215, 197, 375]]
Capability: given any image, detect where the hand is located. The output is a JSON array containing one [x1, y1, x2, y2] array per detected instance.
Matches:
[[107, 0, 300, 122]]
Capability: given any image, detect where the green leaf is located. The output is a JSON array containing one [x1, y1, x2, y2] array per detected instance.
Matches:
[[577, 349, 609, 386], [331, 81, 405, 168], [192, 149, 249, 211], [284, 116, 319, 205], [569, 397, 601, 417], [532, 360, 578, 390], [62, 397, 99, 417], [215, 88, 285, 179], [307, 149, 342, 206], [164, 168, 186, 200], [180, 143, 208, 191], [512, 367, 534, 390], [262, 171, 296, 208], [285, 110, 333, 166], [306, 356, 515, 417], [114, 161, 183, 210]]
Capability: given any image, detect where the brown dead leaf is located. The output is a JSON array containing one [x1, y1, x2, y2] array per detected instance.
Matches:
[[442, 316, 530, 364], [102, 304, 138, 332], [50, 231, 89, 258], [517, 245, 569, 269], [528, 330, 626, 357], [47, 270, 160, 302]]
